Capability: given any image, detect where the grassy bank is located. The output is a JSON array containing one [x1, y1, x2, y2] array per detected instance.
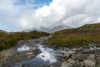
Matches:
[[45, 23, 100, 47], [0, 31, 49, 51]]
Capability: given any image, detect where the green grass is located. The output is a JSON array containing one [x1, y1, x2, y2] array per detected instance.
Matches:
[[0, 31, 49, 51], [45, 23, 100, 48]]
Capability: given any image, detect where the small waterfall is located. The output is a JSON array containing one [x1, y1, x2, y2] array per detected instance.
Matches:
[[15, 44, 63, 67], [35, 45, 57, 64], [17, 45, 31, 52]]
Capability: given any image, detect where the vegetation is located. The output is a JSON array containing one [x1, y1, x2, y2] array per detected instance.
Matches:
[[45, 23, 100, 47], [0, 31, 49, 51], [1, 23, 100, 51]]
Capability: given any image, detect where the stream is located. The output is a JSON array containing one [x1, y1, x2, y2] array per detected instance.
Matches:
[[1, 36, 99, 67], [14, 44, 65, 67]]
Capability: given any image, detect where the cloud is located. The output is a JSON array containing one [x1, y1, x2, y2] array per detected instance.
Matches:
[[0, 0, 100, 32]]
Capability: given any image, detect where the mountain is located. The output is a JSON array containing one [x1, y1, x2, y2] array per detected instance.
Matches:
[[45, 23, 100, 47], [0, 30, 6, 32], [40, 24, 71, 33]]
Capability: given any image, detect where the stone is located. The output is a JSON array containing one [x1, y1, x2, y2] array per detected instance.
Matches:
[[61, 62, 73, 67]]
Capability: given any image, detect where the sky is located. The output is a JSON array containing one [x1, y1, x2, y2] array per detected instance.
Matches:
[[0, 0, 100, 32]]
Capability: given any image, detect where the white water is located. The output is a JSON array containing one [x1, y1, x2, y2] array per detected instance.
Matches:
[[15, 44, 67, 67], [17, 45, 31, 52], [16, 44, 59, 65], [36, 44, 57, 63]]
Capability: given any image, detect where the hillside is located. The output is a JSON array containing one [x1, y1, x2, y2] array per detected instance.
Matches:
[[45, 23, 100, 47], [0, 31, 49, 51], [1, 23, 100, 51]]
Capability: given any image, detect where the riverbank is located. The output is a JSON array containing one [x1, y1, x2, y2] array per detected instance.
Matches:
[[0, 36, 100, 67], [1, 23, 100, 67]]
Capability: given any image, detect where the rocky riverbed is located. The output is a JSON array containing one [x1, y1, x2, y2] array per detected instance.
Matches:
[[0, 36, 100, 67]]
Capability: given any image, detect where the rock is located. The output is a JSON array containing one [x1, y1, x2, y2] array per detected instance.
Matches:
[[83, 60, 95, 67], [61, 50, 96, 67], [61, 62, 73, 67], [26, 52, 33, 55], [83, 54, 95, 67], [96, 55, 100, 67]]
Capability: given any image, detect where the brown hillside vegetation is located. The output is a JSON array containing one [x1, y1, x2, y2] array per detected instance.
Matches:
[[45, 23, 100, 47], [0, 31, 49, 51]]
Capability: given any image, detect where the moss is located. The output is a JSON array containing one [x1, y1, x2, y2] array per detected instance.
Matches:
[[45, 23, 100, 48]]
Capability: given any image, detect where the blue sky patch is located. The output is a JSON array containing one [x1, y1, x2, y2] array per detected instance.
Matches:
[[15, 0, 52, 7]]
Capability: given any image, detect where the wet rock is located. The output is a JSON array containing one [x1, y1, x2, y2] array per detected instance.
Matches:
[[61, 49, 96, 67], [61, 62, 73, 67], [96, 55, 100, 67], [1, 36, 100, 67], [83, 60, 95, 67]]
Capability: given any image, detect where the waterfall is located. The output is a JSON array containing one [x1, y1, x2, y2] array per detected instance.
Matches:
[[33, 44, 57, 64], [17, 45, 31, 52], [15, 44, 63, 67]]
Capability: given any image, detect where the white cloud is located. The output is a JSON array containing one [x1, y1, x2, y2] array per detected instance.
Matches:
[[0, 0, 100, 32]]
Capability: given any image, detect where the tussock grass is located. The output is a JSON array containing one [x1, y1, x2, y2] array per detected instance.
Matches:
[[45, 23, 100, 47], [0, 31, 49, 51]]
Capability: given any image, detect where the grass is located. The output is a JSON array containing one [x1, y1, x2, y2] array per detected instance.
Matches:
[[0, 31, 49, 51], [45, 23, 100, 48], [1, 23, 100, 51]]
